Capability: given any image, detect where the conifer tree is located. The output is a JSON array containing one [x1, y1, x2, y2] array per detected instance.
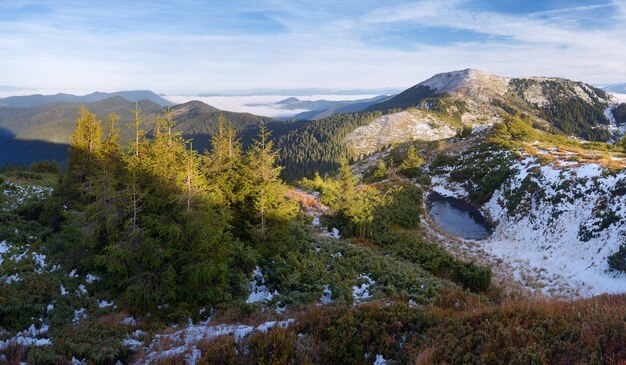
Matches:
[[245, 123, 297, 246], [371, 159, 388, 180], [131, 102, 142, 157], [399, 144, 424, 178], [337, 158, 358, 208], [345, 185, 384, 239], [206, 114, 246, 206], [63, 105, 104, 208], [82, 113, 125, 256]]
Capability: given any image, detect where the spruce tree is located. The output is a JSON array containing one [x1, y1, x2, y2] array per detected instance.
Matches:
[[206, 114, 247, 206], [245, 123, 297, 247], [371, 159, 388, 180], [399, 144, 424, 178], [63, 105, 104, 208]]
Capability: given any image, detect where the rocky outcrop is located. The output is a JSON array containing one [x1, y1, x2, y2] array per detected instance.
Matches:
[[344, 108, 456, 156]]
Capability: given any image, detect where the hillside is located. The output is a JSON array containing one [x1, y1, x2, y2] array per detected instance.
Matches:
[[276, 70, 626, 179], [0, 98, 283, 166], [288, 95, 391, 120], [169, 100, 276, 151], [0, 90, 171, 107], [1, 109, 625, 362], [366, 69, 618, 141], [423, 117, 626, 297]]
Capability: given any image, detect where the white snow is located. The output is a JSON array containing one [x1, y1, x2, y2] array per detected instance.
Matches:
[[71, 357, 87, 365], [5, 273, 21, 284], [479, 157, 626, 296], [73, 308, 87, 323], [352, 274, 375, 303], [121, 317, 137, 326], [329, 227, 341, 239], [77, 284, 88, 296], [373, 354, 388, 365], [0, 240, 8, 265], [98, 300, 114, 308], [431, 176, 467, 198], [139, 318, 295, 365], [1, 182, 52, 210], [246, 267, 278, 304], [0, 324, 51, 350], [85, 274, 100, 283], [60, 284, 68, 296], [604, 105, 617, 125], [320, 284, 332, 304], [431, 150, 626, 297]]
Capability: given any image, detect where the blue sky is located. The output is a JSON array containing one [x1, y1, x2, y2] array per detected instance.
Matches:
[[0, 0, 625, 93]]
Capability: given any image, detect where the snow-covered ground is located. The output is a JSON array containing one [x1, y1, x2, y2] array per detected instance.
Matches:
[[134, 318, 295, 364], [482, 157, 626, 296], [2, 182, 53, 211], [431, 153, 626, 297]]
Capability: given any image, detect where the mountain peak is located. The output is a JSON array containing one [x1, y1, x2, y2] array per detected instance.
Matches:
[[417, 69, 507, 95]]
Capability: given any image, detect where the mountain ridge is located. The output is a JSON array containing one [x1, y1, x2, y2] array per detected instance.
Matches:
[[0, 90, 172, 108], [0, 96, 278, 166]]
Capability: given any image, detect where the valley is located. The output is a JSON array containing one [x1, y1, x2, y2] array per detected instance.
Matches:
[[1, 69, 626, 364]]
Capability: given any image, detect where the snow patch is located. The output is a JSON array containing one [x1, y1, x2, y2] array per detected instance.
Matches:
[[374, 354, 388, 365], [0, 324, 51, 350], [246, 267, 278, 304], [320, 284, 332, 304], [352, 274, 375, 303], [85, 274, 100, 283], [139, 318, 295, 364], [480, 157, 626, 296]]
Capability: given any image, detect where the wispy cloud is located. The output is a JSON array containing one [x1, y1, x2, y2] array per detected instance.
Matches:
[[0, 0, 625, 93]]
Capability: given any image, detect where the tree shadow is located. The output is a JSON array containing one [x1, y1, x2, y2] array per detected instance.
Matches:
[[0, 127, 68, 167]]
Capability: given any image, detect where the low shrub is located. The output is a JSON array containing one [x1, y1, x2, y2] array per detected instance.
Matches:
[[608, 244, 626, 273]]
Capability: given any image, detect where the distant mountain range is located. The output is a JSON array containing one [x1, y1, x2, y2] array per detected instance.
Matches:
[[0, 95, 286, 166], [2, 71, 626, 175], [0, 90, 172, 108], [277, 95, 392, 120], [602, 83, 626, 94], [198, 87, 405, 97]]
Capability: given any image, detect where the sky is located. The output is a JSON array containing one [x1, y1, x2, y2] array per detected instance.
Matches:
[[0, 0, 625, 94]]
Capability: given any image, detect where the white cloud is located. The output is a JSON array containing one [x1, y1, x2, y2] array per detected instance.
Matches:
[[0, 0, 625, 93]]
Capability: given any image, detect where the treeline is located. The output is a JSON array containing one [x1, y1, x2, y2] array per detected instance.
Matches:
[[509, 78, 612, 141], [542, 97, 610, 141], [47, 105, 298, 313], [276, 111, 384, 180]]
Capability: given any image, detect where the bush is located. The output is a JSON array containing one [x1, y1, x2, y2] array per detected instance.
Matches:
[[607, 244, 626, 273], [29, 160, 60, 174], [384, 232, 492, 292]]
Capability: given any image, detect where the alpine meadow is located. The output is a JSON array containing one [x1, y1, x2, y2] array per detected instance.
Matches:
[[1, 1, 626, 364]]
